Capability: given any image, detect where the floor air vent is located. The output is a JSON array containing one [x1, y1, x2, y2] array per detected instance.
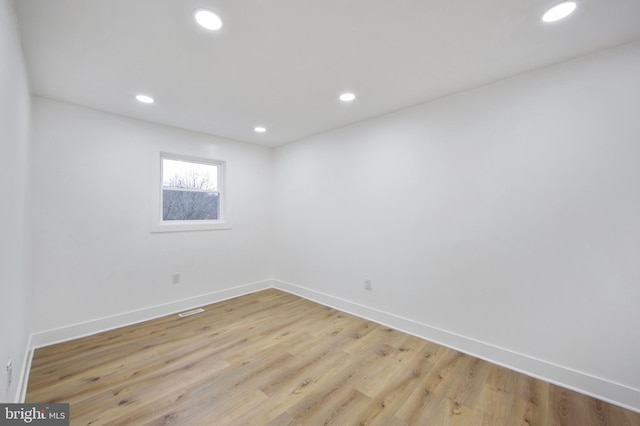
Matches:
[[178, 308, 205, 318]]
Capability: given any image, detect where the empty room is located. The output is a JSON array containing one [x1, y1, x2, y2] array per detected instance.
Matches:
[[2, 0, 640, 424]]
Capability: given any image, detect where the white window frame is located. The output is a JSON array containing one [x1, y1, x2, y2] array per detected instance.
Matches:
[[151, 152, 231, 233]]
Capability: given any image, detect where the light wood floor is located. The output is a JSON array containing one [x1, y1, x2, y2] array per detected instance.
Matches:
[[27, 289, 640, 425]]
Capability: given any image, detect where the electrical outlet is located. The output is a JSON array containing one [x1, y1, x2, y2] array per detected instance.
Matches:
[[6, 359, 12, 388], [364, 279, 372, 291], [172, 273, 181, 285]]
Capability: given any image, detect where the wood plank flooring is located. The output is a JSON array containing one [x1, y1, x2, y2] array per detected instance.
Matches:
[[27, 289, 640, 425]]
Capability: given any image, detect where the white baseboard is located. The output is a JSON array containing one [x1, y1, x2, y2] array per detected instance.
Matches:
[[20, 278, 640, 413], [18, 280, 272, 402], [29, 279, 273, 350], [19, 280, 273, 402], [272, 279, 640, 414], [15, 334, 33, 403]]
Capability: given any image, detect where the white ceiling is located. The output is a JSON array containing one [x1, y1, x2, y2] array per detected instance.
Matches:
[[13, 0, 640, 147]]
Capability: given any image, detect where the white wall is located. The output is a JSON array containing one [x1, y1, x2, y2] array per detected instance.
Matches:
[[273, 41, 640, 408], [17, 21, 640, 411], [0, 0, 32, 402], [30, 98, 273, 335]]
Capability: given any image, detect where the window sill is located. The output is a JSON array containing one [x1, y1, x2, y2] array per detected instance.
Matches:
[[150, 221, 232, 233]]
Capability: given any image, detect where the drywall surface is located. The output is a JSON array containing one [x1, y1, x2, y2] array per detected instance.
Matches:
[[0, 0, 32, 402], [29, 98, 273, 333], [274, 41, 640, 401]]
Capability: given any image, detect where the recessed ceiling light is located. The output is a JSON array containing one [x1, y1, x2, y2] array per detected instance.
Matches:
[[339, 93, 356, 102], [135, 94, 154, 104], [254, 126, 267, 133], [542, 1, 577, 23], [194, 9, 223, 31]]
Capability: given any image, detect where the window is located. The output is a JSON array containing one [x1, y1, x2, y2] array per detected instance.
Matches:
[[152, 153, 229, 232]]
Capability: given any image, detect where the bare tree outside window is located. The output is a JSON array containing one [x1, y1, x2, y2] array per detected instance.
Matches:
[[162, 159, 220, 221]]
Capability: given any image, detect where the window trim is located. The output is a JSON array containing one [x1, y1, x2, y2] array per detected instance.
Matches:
[[151, 152, 231, 233]]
